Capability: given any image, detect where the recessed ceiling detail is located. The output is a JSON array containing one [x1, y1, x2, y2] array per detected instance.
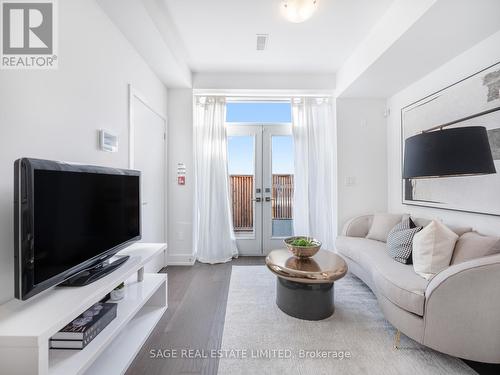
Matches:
[[163, 0, 395, 74]]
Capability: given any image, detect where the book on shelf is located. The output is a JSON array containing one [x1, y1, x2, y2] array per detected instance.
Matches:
[[50, 302, 117, 350], [50, 340, 86, 349]]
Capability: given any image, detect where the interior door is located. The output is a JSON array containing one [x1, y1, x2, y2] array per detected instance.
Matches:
[[131, 90, 167, 270], [227, 124, 294, 255]]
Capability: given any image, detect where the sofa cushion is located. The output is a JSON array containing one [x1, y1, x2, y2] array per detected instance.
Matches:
[[366, 213, 404, 242], [336, 236, 387, 270], [387, 217, 422, 264], [336, 236, 428, 315], [412, 220, 458, 280], [451, 232, 500, 265], [411, 217, 471, 236]]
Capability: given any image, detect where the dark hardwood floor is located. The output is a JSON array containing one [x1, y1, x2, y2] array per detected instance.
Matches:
[[126, 257, 264, 375], [126, 258, 497, 375]]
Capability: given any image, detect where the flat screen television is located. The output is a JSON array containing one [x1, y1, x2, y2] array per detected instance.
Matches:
[[14, 158, 141, 300]]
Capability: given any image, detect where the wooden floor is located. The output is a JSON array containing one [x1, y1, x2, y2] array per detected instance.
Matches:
[[126, 257, 264, 375], [126, 258, 496, 375]]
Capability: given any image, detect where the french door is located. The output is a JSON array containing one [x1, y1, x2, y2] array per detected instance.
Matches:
[[227, 124, 294, 255]]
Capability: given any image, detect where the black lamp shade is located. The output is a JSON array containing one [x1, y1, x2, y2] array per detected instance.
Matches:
[[403, 126, 496, 179]]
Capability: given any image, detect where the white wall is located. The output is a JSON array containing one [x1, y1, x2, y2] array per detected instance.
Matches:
[[193, 72, 336, 90], [336, 99, 388, 231], [166, 89, 195, 265], [387, 30, 500, 235], [0, 0, 168, 303]]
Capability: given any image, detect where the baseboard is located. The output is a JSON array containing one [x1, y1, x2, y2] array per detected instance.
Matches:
[[167, 253, 196, 266]]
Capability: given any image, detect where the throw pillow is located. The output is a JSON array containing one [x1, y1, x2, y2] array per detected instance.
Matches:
[[412, 220, 459, 280], [412, 218, 471, 236], [387, 217, 422, 264], [451, 232, 500, 264], [366, 213, 405, 242]]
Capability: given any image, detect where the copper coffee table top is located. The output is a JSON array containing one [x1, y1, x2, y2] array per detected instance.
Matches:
[[266, 249, 348, 284]]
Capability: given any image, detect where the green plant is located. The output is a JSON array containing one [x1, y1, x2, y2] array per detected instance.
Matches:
[[290, 237, 315, 247]]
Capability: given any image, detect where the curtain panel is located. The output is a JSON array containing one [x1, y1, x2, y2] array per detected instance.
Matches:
[[193, 97, 238, 264], [292, 97, 337, 250]]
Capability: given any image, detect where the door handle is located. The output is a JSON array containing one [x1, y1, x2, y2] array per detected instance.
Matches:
[[252, 197, 262, 202], [265, 197, 275, 202]]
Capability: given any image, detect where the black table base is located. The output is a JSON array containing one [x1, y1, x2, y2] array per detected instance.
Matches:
[[276, 277, 334, 321]]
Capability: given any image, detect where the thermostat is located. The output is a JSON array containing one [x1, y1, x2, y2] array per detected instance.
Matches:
[[99, 130, 118, 152]]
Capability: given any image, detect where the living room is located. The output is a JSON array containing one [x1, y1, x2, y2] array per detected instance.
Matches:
[[1, 0, 500, 374]]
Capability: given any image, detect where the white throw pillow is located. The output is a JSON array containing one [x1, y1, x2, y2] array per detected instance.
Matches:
[[451, 232, 500, 264], [412, 220, 459, 280], [366, 213, 405, 242]]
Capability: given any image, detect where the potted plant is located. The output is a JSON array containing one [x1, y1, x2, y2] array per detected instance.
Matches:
[[284, 236, 322, 258], [110, 282, 125, 301]]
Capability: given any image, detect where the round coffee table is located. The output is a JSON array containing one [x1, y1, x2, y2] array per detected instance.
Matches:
[[266, 249, 348, 321]]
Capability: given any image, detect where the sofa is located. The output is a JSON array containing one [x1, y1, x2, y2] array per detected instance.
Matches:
[[335, 214, 500, 363]]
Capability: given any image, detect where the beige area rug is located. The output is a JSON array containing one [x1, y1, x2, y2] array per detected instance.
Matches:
[[217, 266, 475, 375]]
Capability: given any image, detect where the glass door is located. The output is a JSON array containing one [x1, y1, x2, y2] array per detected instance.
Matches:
[[263, 125, 294, 253], [227, 124, 294, 255], [227, 125, 262, 255]]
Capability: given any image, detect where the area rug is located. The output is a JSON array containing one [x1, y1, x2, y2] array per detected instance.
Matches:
[[217, 266, 475, 375]]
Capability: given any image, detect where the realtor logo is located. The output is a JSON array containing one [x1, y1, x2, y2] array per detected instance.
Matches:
[[1, 0, 58, 69]]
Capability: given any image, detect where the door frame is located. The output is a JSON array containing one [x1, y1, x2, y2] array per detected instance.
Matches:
[[128, 84, 168, 243], [226, 123, 293, 255]]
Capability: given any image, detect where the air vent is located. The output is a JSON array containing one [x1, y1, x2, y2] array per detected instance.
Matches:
[[256, 34, 268, 51]]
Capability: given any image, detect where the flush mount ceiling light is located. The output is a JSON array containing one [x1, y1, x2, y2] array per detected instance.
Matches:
[[281, 0, 318, 23]]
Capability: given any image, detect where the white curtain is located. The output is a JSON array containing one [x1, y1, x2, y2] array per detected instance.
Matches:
[[193, 96, 238, 264], [292, 97, 337, 250]]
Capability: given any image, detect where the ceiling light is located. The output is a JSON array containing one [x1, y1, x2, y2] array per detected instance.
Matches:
[[281, 0, 318, 23]]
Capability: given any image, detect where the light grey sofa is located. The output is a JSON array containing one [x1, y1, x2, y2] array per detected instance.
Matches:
[[336, 214, 500, 363]]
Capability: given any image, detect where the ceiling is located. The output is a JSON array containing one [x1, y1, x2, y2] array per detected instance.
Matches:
[[338, 0, 500, 97], [162, 0, 395, 74]]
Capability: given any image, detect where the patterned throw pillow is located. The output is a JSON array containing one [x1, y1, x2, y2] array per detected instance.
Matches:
[[387, 217, 422, 264]]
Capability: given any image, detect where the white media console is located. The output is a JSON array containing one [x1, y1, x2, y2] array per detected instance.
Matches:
[[0, 243, 168, 375]]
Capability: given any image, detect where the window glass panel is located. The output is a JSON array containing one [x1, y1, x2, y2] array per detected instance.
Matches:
[[271, 135, 294, 237], [227, 136, 255, 233], [226, 102, 292, 123]]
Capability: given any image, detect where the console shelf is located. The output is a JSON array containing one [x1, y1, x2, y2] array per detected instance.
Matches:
[[0, 243, 168, 375]]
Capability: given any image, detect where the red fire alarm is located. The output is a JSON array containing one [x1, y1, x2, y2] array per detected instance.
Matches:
[[178, 176, 185, 185]]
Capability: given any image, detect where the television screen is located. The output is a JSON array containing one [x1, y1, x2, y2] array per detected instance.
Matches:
[[15, 159, 141, 300]]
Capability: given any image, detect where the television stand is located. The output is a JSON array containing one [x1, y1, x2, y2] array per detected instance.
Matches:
[[0, 243, 167, 375], [60, 255, 130, 287]]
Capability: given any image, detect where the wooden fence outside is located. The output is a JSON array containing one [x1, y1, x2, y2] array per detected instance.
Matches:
[[230, 175, 254, 231], [230, 174, 293, 232], [272, 174, 294, 220]]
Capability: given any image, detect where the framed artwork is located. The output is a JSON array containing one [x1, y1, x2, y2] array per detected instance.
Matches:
[[401, 62, 500, 216]]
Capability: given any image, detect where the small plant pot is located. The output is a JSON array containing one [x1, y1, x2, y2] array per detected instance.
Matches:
[[110, 285, 125, 301], [284, 236, 322, 258]]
